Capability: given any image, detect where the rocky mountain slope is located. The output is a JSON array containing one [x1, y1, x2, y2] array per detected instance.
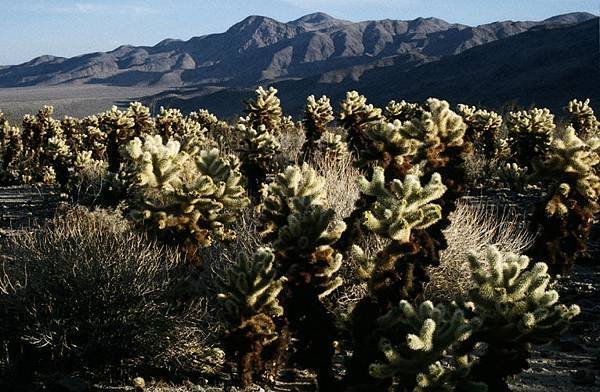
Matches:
[[0, 12, 594, 89], [154, 17, 599, 118]]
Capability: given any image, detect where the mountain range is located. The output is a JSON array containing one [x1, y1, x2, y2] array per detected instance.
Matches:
[[0, 11, 598, 117]]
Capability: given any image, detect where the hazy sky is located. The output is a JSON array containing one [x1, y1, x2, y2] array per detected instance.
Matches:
[[0, 0, 597, 65]]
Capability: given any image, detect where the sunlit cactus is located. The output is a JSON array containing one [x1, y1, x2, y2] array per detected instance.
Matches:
[[506, 108, 555, 169], [16, 105, 72, 185], [217, 247, 286, 387], [495, 162, 530, 192], [303, 95, 335, 151], [340, 91, 383, 153], [274, 204, 345, 299], [155, 107, 187, 139], [315, 130, 350, 161], [464, 246, 580, 388], [272, 199, 346, 388], [244, 86, 283, 131], [530, 125, 600, 273], [401, 98, 467, 167], [361, 120, 419, 177], [60, 116, 85, 154], [347, 168, 448, 387], [259, 163, 327, 238], [369, 301, 483, 391], [96, 105, 137, 172], [359, 167, 447, 243], [123, 134, 249, 252], [384, 100, 422, 122], [189, 108, 219, 129], [457, 104, 503, 160], [126, 102, 155, 135], [0, 114, 23, 184], [237, 122, 281, 194], [565, 98, 599, 140]]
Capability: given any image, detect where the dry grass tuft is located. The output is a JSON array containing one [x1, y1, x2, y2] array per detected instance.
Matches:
[[276, 124, 306, 165], [425, 200, 535, 301], [310, 151, 361, 220]]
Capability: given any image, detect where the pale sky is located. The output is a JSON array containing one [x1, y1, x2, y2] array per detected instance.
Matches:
[[0, 0, 597, 65]]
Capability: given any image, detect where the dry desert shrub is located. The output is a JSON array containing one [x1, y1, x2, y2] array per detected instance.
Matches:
[[310, 151, 361, 220], [424, 200, 535, 301], [0, 206, 222, 380], [276, 123, 306, 165]]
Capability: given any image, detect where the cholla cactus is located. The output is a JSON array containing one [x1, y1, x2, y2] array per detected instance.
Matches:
[[384, 100, 421, 122], [359, 167, 447, 243], [565, 98, 599, 140], [97, 106, 136, 171], [189, 109, 219, 129], [495, 162, 530, 192], [259, 163, 326, 237], [315, 130, 350, 161], [274, 204, 345, 299], [361, 120, 419, 177], [217, 247, 285, 386], [465, 246, 580, 388], [530, 126, 600, 273], [126, 102, 155, 134], [457, 104, 502, 160], [123, 135, 249, 251], [369, 301, 483, 391], [155, 107, 187, 139], [401, 98, 467, 168], [272, 195, 346, 387], [0, 115, 23, 184], [16, 106, 72, 185], [506, 108, 555, 169], [237, 122, 281, 194], [61, 116, 85, 154], [303, 95, 335, 151], [347, 169, 448, 387], [244, 86, 283, 131], [340, 91, 383, 153]]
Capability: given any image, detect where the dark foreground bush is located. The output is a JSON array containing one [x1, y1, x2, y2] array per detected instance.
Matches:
[[0, 206, 223, 383]]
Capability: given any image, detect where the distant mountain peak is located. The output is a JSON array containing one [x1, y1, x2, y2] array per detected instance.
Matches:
[[289, 12, 351, 30], [227, 15, 281, 33], [542, 12, 597, 24], [291, 12, 335, 23]]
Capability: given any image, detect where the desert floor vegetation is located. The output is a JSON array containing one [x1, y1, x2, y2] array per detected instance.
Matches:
[[0, 90, 598, 391]]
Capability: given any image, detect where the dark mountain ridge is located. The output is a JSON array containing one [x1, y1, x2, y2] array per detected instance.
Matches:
[[153, 17, 599, 118]]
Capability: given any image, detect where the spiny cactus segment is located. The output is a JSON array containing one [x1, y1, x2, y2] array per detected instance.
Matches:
[[217, 247, 286, 386]]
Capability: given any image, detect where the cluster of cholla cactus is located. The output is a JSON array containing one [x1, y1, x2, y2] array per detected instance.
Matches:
[[0, 92, 591, 391], [303, 95, 334, 148], [505, 108, 556, 171], [456, 104, 503, 161], [217, 248, 286, 387], [2, 106, 72, 185], [364, 246, 579, 391], [340, 91, 383, 153], [237, 87, 284, 194], [122, 134, 249, 261], [0, 113, 23, 183]]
